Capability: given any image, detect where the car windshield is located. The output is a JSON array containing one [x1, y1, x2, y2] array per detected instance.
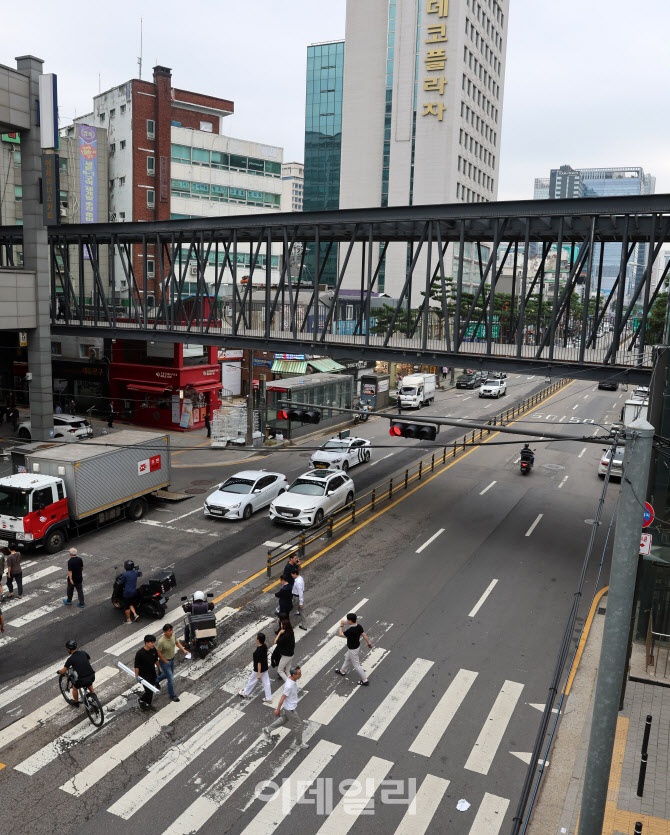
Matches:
[[323, 441, 348, 451], [289, 479, 326, 496], [400, 387, 417, 395], [0, 487, 31, 518], [69, 420, 89, 428], [219, 478, 254, 494], [486, 380, 501, 386]]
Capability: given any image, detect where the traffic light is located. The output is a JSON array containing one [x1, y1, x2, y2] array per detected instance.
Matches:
[[389, 420, 438, 441], [277, 408, 321, 424]]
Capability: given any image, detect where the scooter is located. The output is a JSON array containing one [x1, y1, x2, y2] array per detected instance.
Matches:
[[353, 402, 371, 425], [520, 453, 534, 475], [111, 567, 176, 619], [181, 593, 217, 658]]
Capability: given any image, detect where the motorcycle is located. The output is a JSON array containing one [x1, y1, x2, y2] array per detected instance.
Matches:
[[519, 450, 534, 476], [181, 593, 217, 658], [111, 567, 176, 619], [353, 402, 371, 425]]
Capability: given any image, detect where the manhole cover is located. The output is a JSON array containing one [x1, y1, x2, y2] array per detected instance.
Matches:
[[185, 487, 207, 495], [543, 464, 565, 471], [192, 479, 214, 485]]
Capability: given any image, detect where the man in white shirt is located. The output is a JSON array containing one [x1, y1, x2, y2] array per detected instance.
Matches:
[[263, 666, 308, 749], [291, 567, 307, 630]]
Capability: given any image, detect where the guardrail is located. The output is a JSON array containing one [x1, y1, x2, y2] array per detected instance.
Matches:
[[265, 378, 571, 578]]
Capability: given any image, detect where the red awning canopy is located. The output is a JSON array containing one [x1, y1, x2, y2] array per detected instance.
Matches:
[[189, 381, 223, 392], [125, 383, 171, 393]]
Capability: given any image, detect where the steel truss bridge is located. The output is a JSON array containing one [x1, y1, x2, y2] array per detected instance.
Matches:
[[2, 194, 668, 383]]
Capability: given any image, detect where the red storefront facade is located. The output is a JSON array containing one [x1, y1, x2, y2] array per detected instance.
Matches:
[[110, 342, 221, 432]]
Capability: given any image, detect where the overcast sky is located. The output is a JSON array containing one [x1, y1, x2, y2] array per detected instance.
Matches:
[[4, 0, 670, 201]]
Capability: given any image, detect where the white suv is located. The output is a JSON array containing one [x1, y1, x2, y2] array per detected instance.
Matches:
[[17, 414, 93, 442], [479, 378, 507, 398], [310, 436, 371, 472], [269, 469, 354, 527]]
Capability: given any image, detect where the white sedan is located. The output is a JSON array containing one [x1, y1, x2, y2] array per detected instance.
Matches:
[[310, 436, 372, 472], [479, 378, 507, 398], [269, 469, 355, 527], [204, 470, 288, 520]]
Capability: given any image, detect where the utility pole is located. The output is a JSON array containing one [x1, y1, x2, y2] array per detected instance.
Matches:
[[577, 417, 654, 835], [246, 349, 254, 447]]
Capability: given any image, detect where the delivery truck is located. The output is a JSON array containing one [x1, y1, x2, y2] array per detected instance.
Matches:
[[397, 373, 436, 409], [0, 431, 170, 553]]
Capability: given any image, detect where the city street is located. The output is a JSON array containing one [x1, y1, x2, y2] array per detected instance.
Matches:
[[0, 374, 624, 833]]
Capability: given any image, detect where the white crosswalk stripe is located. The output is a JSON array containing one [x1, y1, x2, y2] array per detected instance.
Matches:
[[468, 792, 510, 834], [0, 661, 62, 710], [11, 564, 60, 587], [107, 706, 244, 819], [393, 774, 450, 835], [0, 666, 118, 751], [179, 616, 274, 681], [309, 646, 389, 726], [59, 692, 199, 796], [9, 601, 66, 627], [464, 680, 524, 775], [240, 739, 341, 835], [409, 668, 478, 757], [315, 755, 393, 835], [358, 658, 434, 741]]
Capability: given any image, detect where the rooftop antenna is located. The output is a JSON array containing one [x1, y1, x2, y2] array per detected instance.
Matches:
[[138, 17, 143, 79]]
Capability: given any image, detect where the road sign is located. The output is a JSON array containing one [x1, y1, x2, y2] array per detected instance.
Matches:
[[465, 324, 500, 339], [642, 502, 654, 528], [640, 533, 652, 555]]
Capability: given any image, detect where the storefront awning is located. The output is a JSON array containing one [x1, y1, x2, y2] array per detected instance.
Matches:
[[308, 358, 346, 373], [125, 383, 170, 393], [271, 360, 308, 375], [189, 381, 223, 392]]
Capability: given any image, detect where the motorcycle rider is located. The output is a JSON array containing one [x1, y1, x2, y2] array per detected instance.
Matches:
[[120, 559, 142, 624], [183, 590, 214, 645], [520, 443, 535, 465]]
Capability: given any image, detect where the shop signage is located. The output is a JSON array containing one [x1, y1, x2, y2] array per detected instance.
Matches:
[[275, 353, 306, 360], [202, 369, 218, 376], [19, 332, 28, 347], [1, 133, 20, 144], [218, 349, 243, 360], [640, 533, 652, 555], [155, 371, 177, 382], [180, 399, 193, 429], [421, 0, 449, 125], [171, 395, 181, 424], [138, 455, 161, 475], [78, 125, 98, 223], [41, 152, 60, 225], [253, 358, 273, 368], [378, 379, 390, 393]]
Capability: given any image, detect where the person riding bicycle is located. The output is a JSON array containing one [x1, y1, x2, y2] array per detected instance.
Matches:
[[182, 590, 214, 644], [57, 639, 96, 707]]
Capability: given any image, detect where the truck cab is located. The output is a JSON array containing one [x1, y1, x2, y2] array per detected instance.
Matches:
[[0, 473, 69, 552]]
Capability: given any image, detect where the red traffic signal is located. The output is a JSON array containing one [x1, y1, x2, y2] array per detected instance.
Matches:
[[278, 408, 321, 424], [389, 420, 438, 441], [278, 409, 290, 420]]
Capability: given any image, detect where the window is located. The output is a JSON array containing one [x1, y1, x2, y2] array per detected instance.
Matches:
[[265, 161, 281, 177], [109, 179, 115, 190], [146, 259, 155, 278], [59, 190, 68, 210], [247, 189, 263, 203], [109, 108, 115, 118], [247, 157, 265, 175], [57, 482, 64, 501], [99, 112, 105, 122], [211, 151, 228, 169], [51, 341, 62, 355], [171, 179, 190, 196], [120, 104, 126, 114], [345, 305, 354, 321], [171, 144, 191, 164], [119, 176, 126, 186], [171, 120, 181, 127], [110, 143, 116, 153], [58, 157, 67, 174], [119, 212, 126, 221], [14, 185, 22, 202], [199, 120, 213, 132], [147, 156, 155, 176], [33, 487, 53, 510], [229, 154, 247, 171], [79, 343, 96, 359], [13, 150, 21, 165], [147, 119, 155, 139], [211, 184, 228, 200], [192, 148, 210, 166], [229, 186, 246, 201], [147, 189, 155, 208], [191, 182, 209, 197], [120, 140, 126, 150]]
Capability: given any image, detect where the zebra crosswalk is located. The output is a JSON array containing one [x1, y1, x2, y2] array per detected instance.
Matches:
[[2, 593, 536, 834]]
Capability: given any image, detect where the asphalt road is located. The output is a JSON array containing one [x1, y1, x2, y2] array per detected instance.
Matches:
[[0, 375, 626, 834]]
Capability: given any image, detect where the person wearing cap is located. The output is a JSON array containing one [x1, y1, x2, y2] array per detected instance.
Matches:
[[263, 666, 308, 749], [134, 635, 160, 711], [63, 547, 85, 608]]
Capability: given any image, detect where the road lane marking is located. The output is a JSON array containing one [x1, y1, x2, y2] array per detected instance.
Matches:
[[104, 603, 188, 656], [409, 668, 478, 757], [572, 404, 578, 410], [170, 506, 207, 523], [9, 601, 64, 628], [240, 740, 341, 835], [468, 792, 510, 834], [393, 774, 450, 835], [578, 447, 587, 458], [16, 565, 60, 586], [309, 647, 389, 725], [107, 707, 244, 819], [558, 475, 569, 489], [59, 693, 200, 796], [415, 529, 445, 554], [369, 452, 396, 466], [468, 580, 499, 618], [0, 667, 117, 751], [464, 680, 524, 775], [314, 756, 393, 835], [559, 416, 567, 422], [358, 658, 434, 741], [480, 480, 496, 495], [525, 514, 543, 537], [179, 617, 274, 682], [0, 661, 61, 710], [584, 394, 589, 399]]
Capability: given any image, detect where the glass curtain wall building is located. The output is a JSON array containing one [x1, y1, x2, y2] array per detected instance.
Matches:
[[303, 41, 344, 285]]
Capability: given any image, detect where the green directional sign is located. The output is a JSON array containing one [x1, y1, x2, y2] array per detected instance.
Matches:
[[465, 324, 500, 338]]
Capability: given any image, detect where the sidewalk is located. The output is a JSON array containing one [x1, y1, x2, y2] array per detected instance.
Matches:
[[528, 591, 670, 835]]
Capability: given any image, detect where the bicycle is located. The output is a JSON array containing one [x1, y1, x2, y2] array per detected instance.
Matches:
[[59, 671, 104, 727]]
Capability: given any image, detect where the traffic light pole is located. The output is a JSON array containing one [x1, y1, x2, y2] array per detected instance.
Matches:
[[246, 350, 254, 447], [577, 418, 654, 835]]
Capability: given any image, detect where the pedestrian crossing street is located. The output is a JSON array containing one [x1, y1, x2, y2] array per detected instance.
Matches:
[[0, 592, 541, 834]]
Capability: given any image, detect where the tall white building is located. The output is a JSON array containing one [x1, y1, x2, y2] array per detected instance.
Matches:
[[281, 162, 304, 212], [338, 0, 509, 299]]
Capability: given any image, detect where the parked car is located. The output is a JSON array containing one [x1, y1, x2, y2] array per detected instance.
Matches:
[[310, 437, 371, 472], [204, 470, 288, 520], [269, 469, 354, 527], [456, 371, 487, 389], [479, 378, 507, 398], [17, 414, 93, 443], [598, 446, 625, 479]]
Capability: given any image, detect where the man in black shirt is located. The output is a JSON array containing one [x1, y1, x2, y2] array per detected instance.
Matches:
[[334, 612, 373, 686], [274, 578, 293, 618], [134, 635, 160, 711], [281, 553, 301, 588], [63, 547, 85, 608], [57, 640, 96, 707]]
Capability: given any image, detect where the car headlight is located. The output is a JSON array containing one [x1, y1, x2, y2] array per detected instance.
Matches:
[[302, 506, 317, 513], [230, 503, 241, 510], [17, 533, 33, 541]]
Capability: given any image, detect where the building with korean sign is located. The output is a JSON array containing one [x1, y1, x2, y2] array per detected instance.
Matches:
[[336, 0, 509, 302]]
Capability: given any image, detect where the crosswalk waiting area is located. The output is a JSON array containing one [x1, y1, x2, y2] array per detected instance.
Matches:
[[0, 578, 531, 834]]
